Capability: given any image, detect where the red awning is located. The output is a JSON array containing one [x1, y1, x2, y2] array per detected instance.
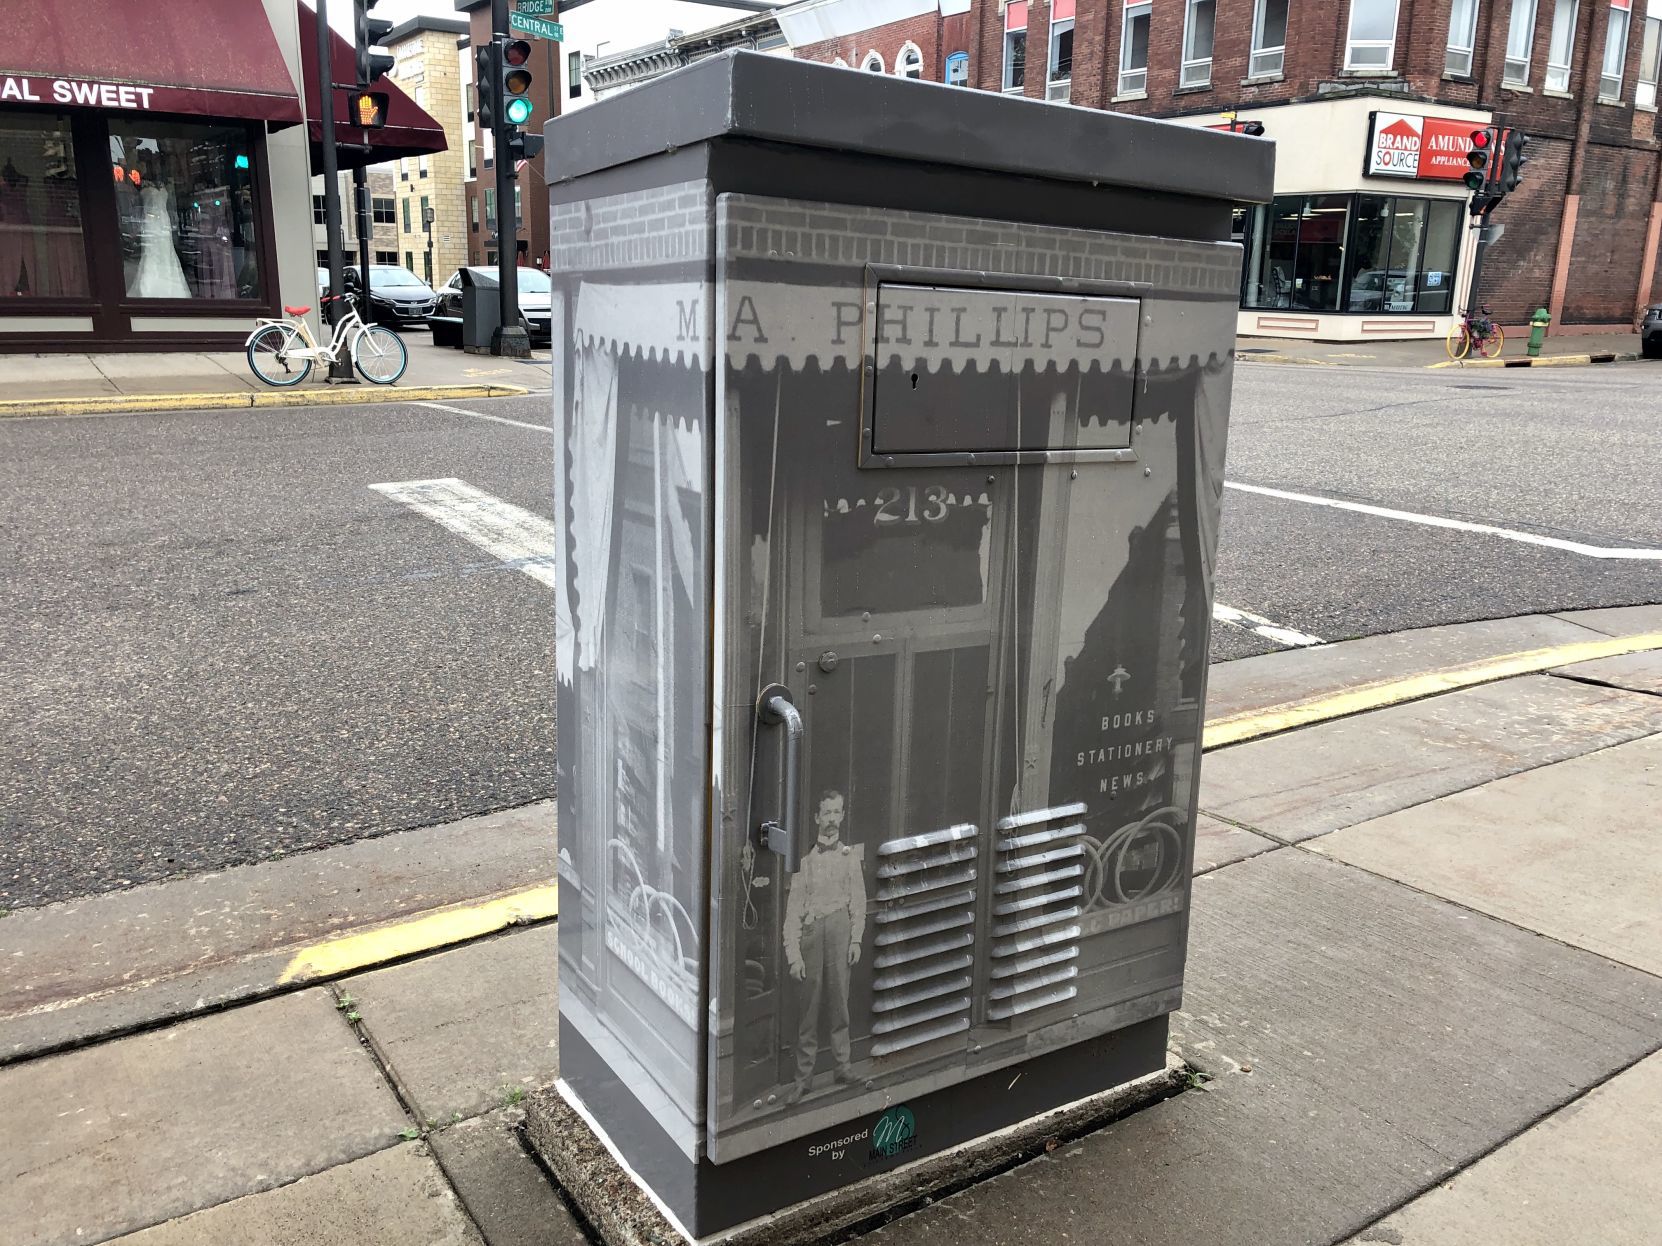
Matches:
[[297, 1, 448, 169], [0, 0, 303, 125]]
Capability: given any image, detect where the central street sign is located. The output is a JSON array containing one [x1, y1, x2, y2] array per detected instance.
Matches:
[[509, 12, 563, 40], [518, 0, 555, 14]]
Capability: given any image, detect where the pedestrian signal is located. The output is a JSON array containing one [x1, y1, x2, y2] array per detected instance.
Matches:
[[348, 91, 389, 129]]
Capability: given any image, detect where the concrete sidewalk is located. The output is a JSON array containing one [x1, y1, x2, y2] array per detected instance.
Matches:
[[3, 608, 1659, 1246], [0, 336, 550, 416], [1238, 329, 1648, 369]]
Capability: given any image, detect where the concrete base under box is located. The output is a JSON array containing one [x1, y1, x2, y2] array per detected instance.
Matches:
[[521, 1050, 1185, 1246]]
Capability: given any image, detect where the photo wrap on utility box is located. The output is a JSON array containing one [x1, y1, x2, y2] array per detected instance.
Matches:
[[545, 52, 1268, 1241]]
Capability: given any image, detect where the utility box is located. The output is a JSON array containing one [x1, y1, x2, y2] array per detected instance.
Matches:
[[459, 265, 500, 353], [546, 52, 1272, 1240]]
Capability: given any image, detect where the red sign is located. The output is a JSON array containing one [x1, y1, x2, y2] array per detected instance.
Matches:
[[1368, 111, 1491, 181]]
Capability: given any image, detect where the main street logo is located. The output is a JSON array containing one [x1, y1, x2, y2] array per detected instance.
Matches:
[[868, 1105, 918, 1162]]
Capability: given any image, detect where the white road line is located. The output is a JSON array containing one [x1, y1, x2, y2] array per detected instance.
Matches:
[[1212, 603, 1326, 648], [369, 477, 556, 588], [415, 400, 549, 433], [1225, 480, 1662, 561]]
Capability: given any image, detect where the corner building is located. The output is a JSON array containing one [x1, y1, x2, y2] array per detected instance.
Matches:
[[785, 0, 1662, 340]]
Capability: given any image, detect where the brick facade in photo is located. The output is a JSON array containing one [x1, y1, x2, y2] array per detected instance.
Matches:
[[789, 0, 1662, 335]]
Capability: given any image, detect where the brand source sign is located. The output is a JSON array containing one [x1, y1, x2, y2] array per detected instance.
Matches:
[[1368, 112, 1485, 181]]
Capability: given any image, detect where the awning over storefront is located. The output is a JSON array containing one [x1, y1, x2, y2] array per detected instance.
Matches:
[[297, 2, 447, 169], [0, 0, 304, 126]]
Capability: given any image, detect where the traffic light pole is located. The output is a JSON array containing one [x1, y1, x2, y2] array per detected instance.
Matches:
[[491, 0, 530, 358], [314, 0, 356, 381], [354, 165, 372, 296]]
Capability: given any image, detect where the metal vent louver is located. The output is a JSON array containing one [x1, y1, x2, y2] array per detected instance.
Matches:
[[989, 802, 1086, 1020], [869, 822, 978, 1057]]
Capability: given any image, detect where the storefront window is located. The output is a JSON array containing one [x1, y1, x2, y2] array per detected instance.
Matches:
[[0, 112, 89, 298], [108, 120, 261, 301], [1241, 193, 1461, 316]]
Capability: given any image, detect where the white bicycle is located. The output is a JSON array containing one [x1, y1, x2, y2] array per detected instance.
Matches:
[[244, 293, 408, 388]]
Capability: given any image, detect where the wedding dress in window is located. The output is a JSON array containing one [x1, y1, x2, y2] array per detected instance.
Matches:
[[128, 182, 190, 298]]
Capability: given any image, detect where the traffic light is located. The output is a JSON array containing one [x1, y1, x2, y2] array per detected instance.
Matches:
[[347, 90, 389, 129], [1463, 127, 1496, 192], [506, 129, 546, 163], [1240, 120, 1266, 136], [354, 0, 394, 86], [502, 39, 535, 126], [1501, 129, 1530, 192], [475, 42, 499, 133]]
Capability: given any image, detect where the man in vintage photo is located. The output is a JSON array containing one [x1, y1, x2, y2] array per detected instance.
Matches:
[[782, 788, 868, 1105]]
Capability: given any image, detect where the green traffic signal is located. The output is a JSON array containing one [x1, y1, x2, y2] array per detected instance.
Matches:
[[505, 96, 534, 125]]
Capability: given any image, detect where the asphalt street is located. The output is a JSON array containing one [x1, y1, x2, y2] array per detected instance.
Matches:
[[1211, 361, 1662, 659], [2, 359, 1659, 908]]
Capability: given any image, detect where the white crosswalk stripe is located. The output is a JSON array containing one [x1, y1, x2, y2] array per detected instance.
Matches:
[[369, 477, 557, 589]]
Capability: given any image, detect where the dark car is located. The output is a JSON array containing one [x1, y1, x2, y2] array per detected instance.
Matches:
[[1641, 303, 1662, 359], [346, 265, 438, 329], [431, 265, 553, 345]]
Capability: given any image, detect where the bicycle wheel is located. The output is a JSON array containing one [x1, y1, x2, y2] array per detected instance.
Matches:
[[246, 324, 312, 387], [1476, 322, 1505, 359], [353, 325, 408, 385], [1445, 321, 1471, 361]]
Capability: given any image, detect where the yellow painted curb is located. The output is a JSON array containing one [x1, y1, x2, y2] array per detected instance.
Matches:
[[1203, 630, 1662, 750], [0, 383, 530, 419], [1427, 352, 1636, 370], [277, 884, 557, 984]]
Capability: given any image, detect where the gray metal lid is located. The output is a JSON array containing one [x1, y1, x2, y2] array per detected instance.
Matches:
[[543, 51, 1274, 204]]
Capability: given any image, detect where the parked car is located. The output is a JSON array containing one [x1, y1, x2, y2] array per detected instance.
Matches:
[[344, 265, 439, 329], [430, 265, 553, 345], [1641, 303, 1662, 359]]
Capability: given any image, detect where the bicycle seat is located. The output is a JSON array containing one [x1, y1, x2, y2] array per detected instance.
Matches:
[[284, 304, 311, 316]]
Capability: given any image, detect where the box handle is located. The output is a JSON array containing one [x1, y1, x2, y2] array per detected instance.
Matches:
[[756, 683, 804, 873]]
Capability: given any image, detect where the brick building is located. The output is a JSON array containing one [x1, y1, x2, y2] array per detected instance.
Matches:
[[386, 16, 470, 288], [781, 0, 1662, 340]]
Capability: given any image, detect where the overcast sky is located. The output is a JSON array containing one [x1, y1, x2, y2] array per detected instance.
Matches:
[[323, 0, 464, 37]]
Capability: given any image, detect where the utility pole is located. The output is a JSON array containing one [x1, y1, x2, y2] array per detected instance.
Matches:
[[423, 202, 436, 286], [314, 0, 356, 380]]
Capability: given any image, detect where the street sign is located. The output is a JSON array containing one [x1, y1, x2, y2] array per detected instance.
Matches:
[[518, 0, 555, 13], [509, 12, 563, 40]]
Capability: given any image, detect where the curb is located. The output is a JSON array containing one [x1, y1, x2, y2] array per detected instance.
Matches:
[[0, 383, 531, 419], [1427, 351, 1640, 370], [1233, 353, 1336, 366]]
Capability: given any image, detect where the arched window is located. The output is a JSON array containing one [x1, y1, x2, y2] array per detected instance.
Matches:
[[944, 51, 969, 86], [862, 50, 885, 73], [896, 43, 924, 79]]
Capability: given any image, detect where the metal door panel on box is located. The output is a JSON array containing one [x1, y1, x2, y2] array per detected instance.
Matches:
[[707, 193, 1240, 1162]]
